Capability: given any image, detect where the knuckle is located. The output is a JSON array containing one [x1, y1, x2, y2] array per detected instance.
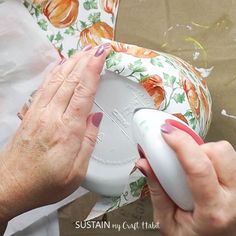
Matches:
[[201, 142, 221, 155], [49, 71, 66, 84], [67, 72, 81, 83], [38, 115, 48, 128], [208, 210, 229, 230], [188, 158, 212, 178], [74, 81, 96, 99], [62, 114, 86, 138], [217, 140, 233, 152], [84, 133, 97, 148]]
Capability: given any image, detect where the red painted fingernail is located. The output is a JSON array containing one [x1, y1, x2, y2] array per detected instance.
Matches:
[[82, 44, 93, 51], [95, 45, 105, 57], [137, 144, 147, 159], [161, 123, 175, 134], [135, 163, 148, 177], [92, 112, 103, 127]]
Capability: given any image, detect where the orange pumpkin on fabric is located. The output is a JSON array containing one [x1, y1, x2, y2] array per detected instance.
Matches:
[[32, 0, 47, 5], [140, 184, 150, 199], [80, 22, 113, 47], [111, 41, 158, 58], [43, 0, 79, 28], [191, 66, 207, 88], [140, 75, 165, 109], [199, 87, 209, 123], [182, 76, 200, 119], [172, 113, 189, 125], [100, 0, 119, 14]]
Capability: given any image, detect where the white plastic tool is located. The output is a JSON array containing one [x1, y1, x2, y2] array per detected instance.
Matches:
[[132, 108, 204, 211]]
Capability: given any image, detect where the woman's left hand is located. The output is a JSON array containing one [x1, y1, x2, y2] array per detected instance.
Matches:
[[0, 44, 110, 224]]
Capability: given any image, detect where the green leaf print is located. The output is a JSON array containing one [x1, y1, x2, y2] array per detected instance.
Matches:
[[106, 52, 122, 69], [150, 58, 163, 67], [23, 0, 30, 8], [38, 19, 48, 31], [55, 32, 63, 42], [47, 34, 54, 42], [58, 43, 63, 52], [130, 177, 146, 197], [189, 117, 197, 130], [67, 49, 77, 57], [139, 73, 150, 81], [173, 92, 185, 104], [88, 12, 101, 24], [163, 73, 176, 86], [34, 5, 41, 17], [83, 0, 98, 10], [165, 58, 177, 69], [80, 21, 88, 30], [65, 26, 75, 36], [128, 59, 146, 73], [184, 110, 193, 117]]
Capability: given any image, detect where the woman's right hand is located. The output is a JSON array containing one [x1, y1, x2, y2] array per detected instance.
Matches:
[[136, 122, 236, 236], [0, 44, 110, 224]]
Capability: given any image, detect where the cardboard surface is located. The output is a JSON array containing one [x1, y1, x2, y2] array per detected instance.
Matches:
[[59, 0, 236, 235]]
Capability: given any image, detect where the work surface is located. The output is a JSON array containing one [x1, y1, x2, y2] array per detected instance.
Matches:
[[59, 0, 236, 235]]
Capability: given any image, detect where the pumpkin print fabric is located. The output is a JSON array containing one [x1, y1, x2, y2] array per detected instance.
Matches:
[[20, 0, 212, 218], [105, 40, 212, 138], [24, 0, 119, 57]]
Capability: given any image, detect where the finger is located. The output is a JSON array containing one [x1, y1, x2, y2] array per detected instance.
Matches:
[[33, 46, 94, 108], [71, 112, 103, 180], [135, 158, 177, 227], [201, 141, 236, 188], [161, 123, 221, 208], [62, 45, 110, 119]]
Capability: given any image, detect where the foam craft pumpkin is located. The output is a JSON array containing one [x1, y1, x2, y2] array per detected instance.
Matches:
[[43, 0, 79, 28], [18, 40, 212, 196], [100, 0, 119, 14]]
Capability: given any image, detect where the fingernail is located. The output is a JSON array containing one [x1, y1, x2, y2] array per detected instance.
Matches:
[[161, 123, 175, 134], [102, 42, 111, 49], [137, 144, 147, 159], [135, 163, 148, 177], [92, 112, 103, 127], [82, 44, 93, 51], [59, 58, 66, 65], [94, 45, 105, 57]]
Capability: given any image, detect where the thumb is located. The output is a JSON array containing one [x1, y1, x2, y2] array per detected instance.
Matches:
[[160, 122, 220, 207]]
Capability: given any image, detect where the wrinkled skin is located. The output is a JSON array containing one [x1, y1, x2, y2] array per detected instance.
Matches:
[[136, 124, 236, 236], [0, 45, 110, 233]]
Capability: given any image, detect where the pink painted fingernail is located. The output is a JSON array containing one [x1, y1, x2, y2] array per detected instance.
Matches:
[[92, 112, 103, 127], [59, 58, 66, 65], [102, 42, 111, 49], [137, 144, 147, 159], [161, 123, 175, 134], [135, 163, 148, 177], [94, 45, 105, 57], [82, 44, 93, 51]]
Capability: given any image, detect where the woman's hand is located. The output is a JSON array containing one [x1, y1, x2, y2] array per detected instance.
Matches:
[[136, 122, 236, 236], [0, 44, 110, 224]]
